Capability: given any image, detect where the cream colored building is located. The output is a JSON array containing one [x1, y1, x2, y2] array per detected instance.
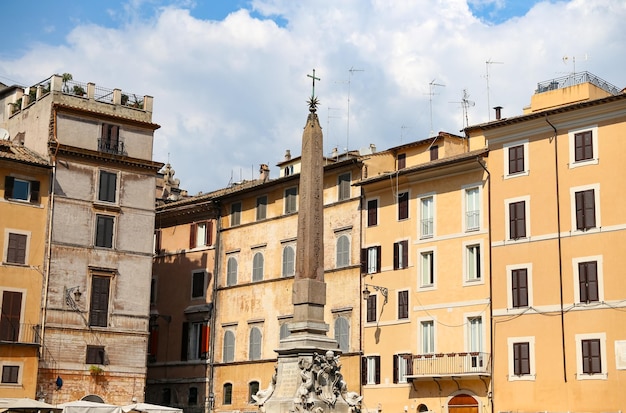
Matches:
[[356, 133, 491, 413], [466, 72, 626, 412], [0, 140, 50, 398]]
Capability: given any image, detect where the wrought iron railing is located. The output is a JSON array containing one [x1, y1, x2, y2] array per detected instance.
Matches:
[[536, 71, 621, 96], [410, 352, 491, 376], [0, 323, 41, 344], [98, 137, 125, 155]]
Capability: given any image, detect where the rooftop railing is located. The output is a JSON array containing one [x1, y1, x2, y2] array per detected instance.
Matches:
[[536, 71, 621, 96]]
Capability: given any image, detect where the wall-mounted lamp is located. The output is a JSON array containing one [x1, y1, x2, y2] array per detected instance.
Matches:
[[65, 286, 82, 310], [362, 283, 388, 304]]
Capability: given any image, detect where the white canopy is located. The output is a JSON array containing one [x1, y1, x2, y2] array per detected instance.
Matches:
[[0, 398, 60, 412], [121, 404, 181, 413], [56, 401, 121, 413]]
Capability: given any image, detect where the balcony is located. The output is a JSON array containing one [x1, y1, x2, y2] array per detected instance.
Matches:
[[0, 323, 41, 346], [406, 352, 491, 389], [98, 137, 125, 155]]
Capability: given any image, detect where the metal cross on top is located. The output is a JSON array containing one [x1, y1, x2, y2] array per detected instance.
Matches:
[[307, 69, 320, 99]]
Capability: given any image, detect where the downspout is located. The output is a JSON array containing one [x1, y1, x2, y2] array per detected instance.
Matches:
[[359, 186, 365, 397], [545, 114, 567, 383], [476, 157, 493, 413], [207, 203, 222, 413]]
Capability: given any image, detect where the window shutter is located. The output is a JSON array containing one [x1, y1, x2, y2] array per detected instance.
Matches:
[[154, 229, 162, 254], [393, 355, 398, 383], [7, 233, 27, 264], [30, 180, 40, 203], [206, 221, 213, 246], [374, 356, 381, 384], [393, 242, 399, 270], [201, 324, 210, 357], [406, 354, 413, 375], [584, 190, 595, 229], [181, 322, 189, 361], [376, 246, 382, 272], [189, 223, 197, 249], [360, 249, 367, 274], [4, 176, 14, 199], [89, 276, 110, 327], [361, 357, 367, 385], [149, 326, 159, 357], [401, 240, 408, 268], [111, 125, 120, 146], [0, 291, 22, 341]]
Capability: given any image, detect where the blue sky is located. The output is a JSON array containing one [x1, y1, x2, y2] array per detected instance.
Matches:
[[1, 0, 624, 194]]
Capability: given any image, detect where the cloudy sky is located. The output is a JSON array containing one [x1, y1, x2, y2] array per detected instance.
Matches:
[[1, 0, 624, 195]]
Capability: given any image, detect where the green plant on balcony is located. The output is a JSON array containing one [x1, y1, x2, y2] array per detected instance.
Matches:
[[130, 94, 143, 109], [73, 85, 86, 97], [121, 94, 129, 106], [10, 98, 22, 114], [62, 73, 73, 93], [89, 365, 104, 376]]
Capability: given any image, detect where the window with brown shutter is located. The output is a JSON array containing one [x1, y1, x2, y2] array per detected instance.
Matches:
[[89, 276, 110, 327], [0, 291, 22, 341], [337, 173, 351, 201], [398, 192, 409, 220], [367, 199, 378, 226], [581, 339, 601, 374], [512, 269, 528, 308], [191, 271, 206, 299], [509, 201, 526, 239], [397, 153, 406, 170], [4, 177, 39, 203], [398, 291, 408, 319], [574, 131, 593, 162], [508, 144, 524, 174], [578, 261, 599, 303], [513, 342, 530, 375], [393, 240, 408, 270], [430, 145, 439, 161], [1, 365, 19, 384], [575, 189, 596, 231], [6, 233, 27, 264], [366, 295, 377, 323], [86, 345, 106, 364], [95, 215, 114, 248], [98, 171, 117, 203]]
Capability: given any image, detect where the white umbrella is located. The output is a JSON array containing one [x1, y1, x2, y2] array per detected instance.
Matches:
[[56, 401, 121, 413], [0, 398, 60, 412], [120, 404, 181, 413]]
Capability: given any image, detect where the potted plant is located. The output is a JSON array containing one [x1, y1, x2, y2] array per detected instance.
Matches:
[[89, 365, 104, 376], [121, 94, 129, 106], [10, 98, 22, 114], [73, 85, 86, 96]]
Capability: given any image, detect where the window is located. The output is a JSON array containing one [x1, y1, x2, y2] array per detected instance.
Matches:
[[578, 260, 599, 303], [336, 235, 350, 268], [367, 199, 378, 227], [465, 187, 480, 231], [508, 200, 526, 239], [362, 356, 380, 385], [86, 345, 106, 364], [85, 346, 107, 366], [420, 320, 435, 354], [150, 278, 157, 304], [5, 232, 27, 265], [513, 342, 530, 376], [361, 246, 381, 274], [279, 322, 291, 340], [574, 130, 593, 161], [154, 229, 162, 254], [504, 140, 528, 177], [337, 172, 351, 201], [398, 192, 409, 220], [0, 291, 22, 341], [191, 271, 206, 299], [148, 323, 158, 361], [249, 327, 262, 360], [4, 176, 40, 203], [188, 387, 198, 405], [1, 365, 19, 384], [223, 383, 233, 405], [95, 215, 114, 248], [466, 244, 481, 282], [511, 268, 529, 308], [575, 333, 607, 379], [420, 196, 434, 238], [89, 275, 110, 327], [231, 202, 242, 226], [393, 240, 408, 270], [569, 126, 598, 167], [226, 257, 238, 286], [398, 290, 408, 320], [468, 317, 483, 367], [508, 144, 524, 174], [190, 221, 212, 248], [397, 153, 406, 170], [420, 251, 434, 287], [99, 124, 122, 154], [334, 317, 349, 352], [98, 171, 117, 203], [430, 145, 438, 161], [252, 252, 264, 282], [575, 189, 596, 231], [285, 187, 298, 214], [249, 381, 259, 403], [162, 389, 171, 405], [366, 295, 377, 323], [256, 196, 267, 221], [393, 354, 413, 383], [223, 331, 235, 362], [282, 245, 295, 277]]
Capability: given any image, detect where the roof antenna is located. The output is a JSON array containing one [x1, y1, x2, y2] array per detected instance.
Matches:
[[449, 89, 475, 129], [485, 59, 503, 120], [346, 67, 364, 153], [427, 79, 445, 136]]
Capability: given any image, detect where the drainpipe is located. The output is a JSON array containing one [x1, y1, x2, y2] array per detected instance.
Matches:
[[207, 203, 222, 413], [476, 157, 493, 413], [545, 114, 567, 383], [359, 186, 365, 398]]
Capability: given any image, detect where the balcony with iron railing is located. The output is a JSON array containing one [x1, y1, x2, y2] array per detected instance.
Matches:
[[535, 71, 621, 96], [98, 137, 125, 155], [406, 352, 491, 386], [0, 323, 41, 345]]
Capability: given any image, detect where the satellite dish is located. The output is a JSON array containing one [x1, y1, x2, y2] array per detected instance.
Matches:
[[0, 128, 9, 140]]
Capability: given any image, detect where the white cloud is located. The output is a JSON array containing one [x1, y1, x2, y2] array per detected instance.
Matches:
[[1, 0, 625, 194]]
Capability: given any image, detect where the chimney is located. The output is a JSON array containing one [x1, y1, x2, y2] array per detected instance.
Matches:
[[259, 164, 270, 183], [284, 149, 291, 161], [369, 143, 377, 153], [494, 106, 503, 120], [331, 147, 338, 159]]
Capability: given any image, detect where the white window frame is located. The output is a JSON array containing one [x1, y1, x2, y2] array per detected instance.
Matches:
[[395, 354, 410, 384], [575, 332, 607, 380], [419, 193, 435, 239], [506, 263, 534, 309], [187, 321, 205, 361], [463, 184, 481, 232], [365, 355, 379, 385], [465, 312, 485, 368], [367, 246, 379, 274], [0, 360, 23, 386], [572, 255, 604, 304], [418, 247, 436, 290], [196, 221, 208, 247], [503, 139, 529, 178], [7, 177, 32, 202], [568, 125, 598, 168], [96, 169, 119, 204], [463, 240, 484, 285], [504, 195, 530, 241], [94, 213, 116, 249], [3, 229, 31, 265], [418, 318, 436, 355], [507, 336, 536, 381], [397, 190, 410, 221], [569, 183, 601, 233]]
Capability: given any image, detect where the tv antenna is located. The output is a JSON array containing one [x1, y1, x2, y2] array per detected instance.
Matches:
[[449, 89, 475, 129], [327, 107, 342, 152], [346, 67, 364, 153], [427, 79, 445, 135], [562, 54, 588, 76], [400, 125, 409, 144], [485, 59, 503, 120]]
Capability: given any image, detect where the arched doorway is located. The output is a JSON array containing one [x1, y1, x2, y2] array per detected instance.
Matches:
[[81, 395, 105, 403], [448, 394, 478, 413], [417, 404, 429, 412]]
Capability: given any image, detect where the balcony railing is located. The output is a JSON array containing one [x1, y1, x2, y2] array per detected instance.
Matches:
[[535, 71, 621, 96], [98, 138, 125, 155], [0, 323, 41, 345], [408, 352, 491, 378]]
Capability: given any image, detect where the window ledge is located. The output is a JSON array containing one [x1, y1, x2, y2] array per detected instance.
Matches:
[[93, 201, 121, 212], [569, 158, 599, 169], [576, 373, 607, 380], [2, 261, 28, 267], [504, 171, 529, 179]]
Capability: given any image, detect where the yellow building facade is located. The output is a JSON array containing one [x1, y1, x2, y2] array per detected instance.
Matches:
[[0, 140, 50, 398], [466, 72, 626, 411]]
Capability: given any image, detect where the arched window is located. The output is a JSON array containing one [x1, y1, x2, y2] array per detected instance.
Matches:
[[282, 245, 295, 277], [417, 404, 429, 412], [223, 330, 235, 362], [334, 317, 349, 352], [336, 235, 350, 268], [249, 327, 262, 360], [223, 383, 233, 405], [249, 381, 260, 403], [279, 323, 291, 340], [252, 252, 264, 282], [227, 256, 238, 286]]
